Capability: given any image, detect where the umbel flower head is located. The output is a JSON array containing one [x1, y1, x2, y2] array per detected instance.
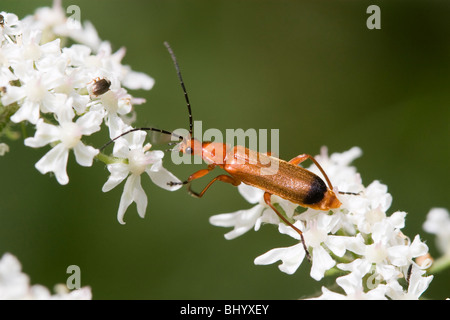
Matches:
[[210, 147, 436, 299], [0, 1, 183, 299], [0, 2, 153, 151], [0, 2, 181, 222]]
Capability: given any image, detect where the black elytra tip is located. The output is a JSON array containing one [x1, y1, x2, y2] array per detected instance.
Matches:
[[303, 176, 327, 205]]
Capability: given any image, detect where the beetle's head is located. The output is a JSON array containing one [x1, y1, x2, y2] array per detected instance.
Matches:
[[178, 136, 203, 156]]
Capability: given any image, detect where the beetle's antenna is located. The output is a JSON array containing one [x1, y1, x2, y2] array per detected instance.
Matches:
[[338, 191, 362, 196], [164, 41, 193, 137], [99, 42, 192, 152], [99, 127, 182, 152]]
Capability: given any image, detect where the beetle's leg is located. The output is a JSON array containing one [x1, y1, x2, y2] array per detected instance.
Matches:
[[263, 192, 311, 261], [167, 164, 216, 187], [288, 154, 334, 190], [289, 154, 360, 196], [188, 174, 241, 198]]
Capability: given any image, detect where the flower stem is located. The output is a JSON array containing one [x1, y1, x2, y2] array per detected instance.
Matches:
[[20, 122, 28, 139], [429, 255, 450, 275], [95, 152, 127, 165]]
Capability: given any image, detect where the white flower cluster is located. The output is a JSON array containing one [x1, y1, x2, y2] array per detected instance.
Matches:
[[0, 2, 181, 223], [0, 252, 91, 300], [210, 147, 435, 299]]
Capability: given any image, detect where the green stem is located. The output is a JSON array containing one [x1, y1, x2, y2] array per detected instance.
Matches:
[[324, 266, 345, 277], [95, 152, 127, 165], [428, 255, 450, 275], [20, 122, 28, 139]]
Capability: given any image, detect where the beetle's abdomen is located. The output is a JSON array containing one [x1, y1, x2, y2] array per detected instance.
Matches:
[[303, 175, 327, 205]]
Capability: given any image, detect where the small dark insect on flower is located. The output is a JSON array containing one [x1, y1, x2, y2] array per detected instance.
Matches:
[[0, 14, 4, 27], [91, 77, 111, 96]]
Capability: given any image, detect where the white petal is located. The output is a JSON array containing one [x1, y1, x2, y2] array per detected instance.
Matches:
[[146, 164, 182, 191], [308, 287, 348, 300], [363, 286, 389, 300], [330, 146, 362, 166], [117, 176, 136, 224], [61, 44, 92, 66], [387, 245, 409, 267], [41, 92, 66, 114], [128, 130, 147, 149], [111, 136, 133, 158], [366, 180, 392, 212], [254, 247, 286, 266], [385, 280, 405, 300], [10, 100, 40, 124], [254, 243, 305, 275], [1, 85, 25, 106], [423, 208, 450, 234], [255, 207, 280, 231], [336, 272, 361, 296], [73, 142, 98, 167], [409, 235, 429, 258], [69, 21, 101, 50], [72, 93, 90, 114], [238, 183, 264, 204], [76, 110, 104, 136], [326, 235, 352, 257], [388, 211, 406, 229], [278, 221, 303, 240], [29, 285, 52, 299], [337, 258, 372, 277], [310, 246, 335, 281], [53, 97, 75, 123], [106, 115, 127, 140], [40, 38, 61, 56], [342, 234, 368, 256], [131, 97, 146, 105], [102, 163, 129, 192], [276, 198, 298, 219], [209, 205, 264, 240], [145, 152, 165, 168], [35, 144, 69, 185], [117, 174, 147, 224], [122, 70, 154, 90], [376, 264, 398, 282], [133, 176, 148, 219], [24, 119, 59, 148], [407, 266, 434, 299]]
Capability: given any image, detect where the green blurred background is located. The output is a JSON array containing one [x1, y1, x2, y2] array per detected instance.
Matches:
[[0, 0, 449, 299]]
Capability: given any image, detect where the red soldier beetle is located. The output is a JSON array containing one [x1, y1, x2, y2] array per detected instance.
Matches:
[[101, 42, 360, 260]]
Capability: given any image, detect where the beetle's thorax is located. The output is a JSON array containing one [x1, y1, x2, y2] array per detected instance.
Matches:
[[180, 137, 231, 165]]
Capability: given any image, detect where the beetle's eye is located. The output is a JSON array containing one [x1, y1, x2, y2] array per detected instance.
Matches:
[[185, 147, 192, 154]]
